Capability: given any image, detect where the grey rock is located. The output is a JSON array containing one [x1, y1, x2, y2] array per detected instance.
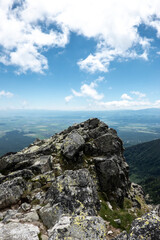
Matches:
[[0, 154, 33, 174], [39, 203, 63, 229], [41, 235, 48, 240], [21, 203, 32, 211], [48, 215, 106, 240], [0, 177, 26, 209], [2, 209, 18, 223], [112, 231, 128, 240], [94, 133, 123, 155], [0, 222, 40, 240], [46, 169, 100, 216], [23, 210, 39, 222], [114, 219, 121, 224], [94, 156, 129, 206], [128, 207, 160, 240], [30, 155, 53, 174], [61, 130, 85, 159], [7, 169, 34, 181]]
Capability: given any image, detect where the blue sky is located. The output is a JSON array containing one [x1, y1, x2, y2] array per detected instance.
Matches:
[[0, 0, 160, 110]]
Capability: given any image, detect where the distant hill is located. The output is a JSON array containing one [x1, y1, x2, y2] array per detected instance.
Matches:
[[125, 139, 160, 204]]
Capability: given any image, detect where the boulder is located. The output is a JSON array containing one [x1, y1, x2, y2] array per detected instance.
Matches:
[[0, 222, 40, 240], [39, 203, 63, 229], [94, 133, 123, 156], [48, 215, 106, 240], [46, 169, 100, 216], [0, 177, 26, 209], [61, 130, 85, 159], [30, 155, 53, 174]]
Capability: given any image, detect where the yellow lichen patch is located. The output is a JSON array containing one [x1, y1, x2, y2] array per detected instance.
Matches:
[[57, 180, 63, 193], [145, 221, 149, 225], [139, 235, 144, 239], [31, 172, 55, 185]]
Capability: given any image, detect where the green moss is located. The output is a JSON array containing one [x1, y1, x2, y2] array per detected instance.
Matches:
[[98, 193, 144, 232], [22, 189, 32, 200], [38, 233, 42, 240], [41, 182, 52, 191], [135, 195, 149, 214], [123, 198, 133, 209], [31, 199, 40, 205]]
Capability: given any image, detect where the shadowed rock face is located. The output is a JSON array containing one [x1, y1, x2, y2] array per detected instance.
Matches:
[[1, 118, 152, 240]]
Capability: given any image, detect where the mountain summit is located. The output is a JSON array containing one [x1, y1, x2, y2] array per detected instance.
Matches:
[[0, 118, 159, 239]]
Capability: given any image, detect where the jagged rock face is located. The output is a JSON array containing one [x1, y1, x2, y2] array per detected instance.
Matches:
[[60, 118, 129, 205], [0, 118, 131, 239]]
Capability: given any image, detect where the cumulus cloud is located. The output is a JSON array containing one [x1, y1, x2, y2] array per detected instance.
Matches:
[[131, 91, 146, 98], [72, 83, 104, 100], [71, 76, 104, 100], [65, 95, 73, 103], [121, 93, 132, 100], [0, 90, 14, 98], [93, 91, 160, 110], [1, 1, 160, 73]]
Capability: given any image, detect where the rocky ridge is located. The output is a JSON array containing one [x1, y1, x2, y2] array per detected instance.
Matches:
[[0, 118, 159, 239]]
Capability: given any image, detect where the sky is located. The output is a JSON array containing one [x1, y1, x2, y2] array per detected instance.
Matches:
[[0, 0, 160, 111]]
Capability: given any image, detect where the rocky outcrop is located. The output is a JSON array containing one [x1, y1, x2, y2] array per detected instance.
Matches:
[[0, 118, 129, 207], [0, 118, 157, 239]]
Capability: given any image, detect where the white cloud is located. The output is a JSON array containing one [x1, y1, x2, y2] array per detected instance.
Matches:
[[153, 100, 160, 107], [1, 1, 160, 73], [65, 95, 73, 102], [95, 99, 152, 110], [131, 91, 146, 98], [0, 90, 14, 98], [71, 79, 104, 100], [121, 93, 132, 100]]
